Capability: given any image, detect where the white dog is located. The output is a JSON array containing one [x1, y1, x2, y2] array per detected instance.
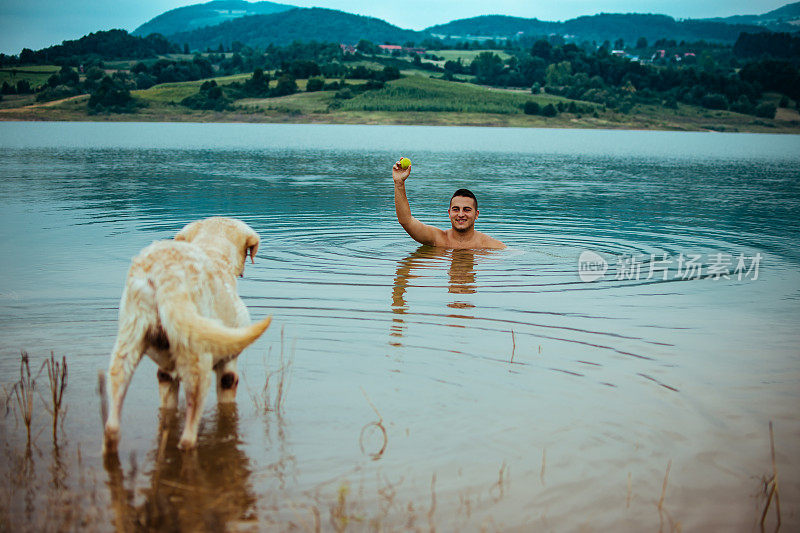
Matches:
[[102, 217, 271, 451]]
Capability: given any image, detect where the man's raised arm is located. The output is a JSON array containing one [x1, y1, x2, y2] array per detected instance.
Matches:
[[393, 159, 442, 247]]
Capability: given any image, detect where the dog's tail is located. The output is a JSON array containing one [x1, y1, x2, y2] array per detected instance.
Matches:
[[156, 295, 272, 358]]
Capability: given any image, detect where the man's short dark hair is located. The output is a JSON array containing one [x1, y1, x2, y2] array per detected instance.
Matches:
[[451, 188, 478, 210]]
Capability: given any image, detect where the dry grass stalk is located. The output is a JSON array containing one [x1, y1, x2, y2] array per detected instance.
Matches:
[[427, 473, 437, 533], [627, 472, 632, 508], [658, 460, 671, 513], [359, 388, 388, 460], [657, 459, 681, 532], [274, 327, 294, 413], [760, 421, 781, 531], [330, 483, 351, 533], [510, 330, 516, 363], [40, 352, 68, 444], [11, 351, 37, 445], [540, 449, 547, 486], [491, 461, 509, 502], [254, 327, 294, 414]]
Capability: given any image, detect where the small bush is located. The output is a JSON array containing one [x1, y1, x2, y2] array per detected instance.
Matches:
[[754, 102, 776, 119], [88, 76, 139, 113], [542, 103, 557, 117], [273, 74, 297, 96], [523, 101, 540, 115], [701, 93, 728, 110], [335, 87, 354, 100], [180, 80, 228, 111], [306, 77, 325, 92], [16, 80, 32, 94]]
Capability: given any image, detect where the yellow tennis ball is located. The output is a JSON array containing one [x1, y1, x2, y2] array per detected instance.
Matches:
[[399, 157, 411, 169]]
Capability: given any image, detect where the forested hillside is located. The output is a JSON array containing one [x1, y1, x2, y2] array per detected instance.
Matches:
[[166, 8, 425, 51], [132, 0, 294, 38]]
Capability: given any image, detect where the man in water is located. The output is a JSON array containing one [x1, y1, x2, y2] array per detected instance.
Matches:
[[392, 159, 506, 250]]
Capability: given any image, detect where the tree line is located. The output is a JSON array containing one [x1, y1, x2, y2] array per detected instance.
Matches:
[[1, 28, 797, 118]]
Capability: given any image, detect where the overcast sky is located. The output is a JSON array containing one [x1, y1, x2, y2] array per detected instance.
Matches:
[[0, 0, 790, 55]]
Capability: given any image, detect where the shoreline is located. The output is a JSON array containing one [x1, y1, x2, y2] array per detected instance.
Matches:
[[3, 111, 799, 135], [3, 81, 799, 135]]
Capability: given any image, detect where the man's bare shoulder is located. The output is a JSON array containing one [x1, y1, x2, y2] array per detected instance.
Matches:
[[476, 231, 506, 250]]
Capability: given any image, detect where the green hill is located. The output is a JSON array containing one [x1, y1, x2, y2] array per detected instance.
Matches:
[[560, 13, 767, 44], [132, 0, 295, 37], [701, 1, 800, 31], [426, 15, 556, 38], [426, 12, 771, 44], [167, 7, 426, 50]]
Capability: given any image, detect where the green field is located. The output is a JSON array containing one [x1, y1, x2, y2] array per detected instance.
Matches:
[[434, 49, 513, 65], [134, 73, 253, 103], [0, 65, 60, 89], [340, 75, 575, 114]]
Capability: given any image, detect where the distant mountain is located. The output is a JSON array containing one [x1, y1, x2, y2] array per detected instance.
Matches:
[[427, 12, 772, 44], [139, 0, 799, 52], [701, 1, 800, 32], [167, 7, 425, 50], [132, 0, 295, 38], [426, 15, 556, 38]]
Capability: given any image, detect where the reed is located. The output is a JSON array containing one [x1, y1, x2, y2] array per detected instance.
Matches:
[[40, 352, 68, 444], [330, 483, 351, 532], [251, 327, 294, 414], [760, 420, 781, 531], [427, 473, 437, 533], [657, 459, 682, 533], [359, 388, 388, 460], [11, 351, 37, 446]]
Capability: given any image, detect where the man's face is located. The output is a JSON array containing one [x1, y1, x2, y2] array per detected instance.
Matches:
[[449, 196, 478, 232]]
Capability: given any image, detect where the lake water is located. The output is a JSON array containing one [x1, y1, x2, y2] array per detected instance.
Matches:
[[0, 122, 799, 531]]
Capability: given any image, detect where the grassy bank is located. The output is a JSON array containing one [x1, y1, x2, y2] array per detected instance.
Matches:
[[2, 73, 799, 133]]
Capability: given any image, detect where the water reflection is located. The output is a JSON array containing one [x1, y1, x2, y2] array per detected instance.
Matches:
[[391, 246, 484, 342], [447, 249, 477, 309], [104, 405, 256, 532]]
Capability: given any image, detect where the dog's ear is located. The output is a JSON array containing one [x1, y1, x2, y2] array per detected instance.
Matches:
[[175, 220, 201, 242], [245, 231, 259, 264]]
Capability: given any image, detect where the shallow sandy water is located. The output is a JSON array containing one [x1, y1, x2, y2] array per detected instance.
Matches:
[[0, 123, 798, 531]]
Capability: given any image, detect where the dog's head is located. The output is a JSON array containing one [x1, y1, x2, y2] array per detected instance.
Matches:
[[175, 217, 260, 277]]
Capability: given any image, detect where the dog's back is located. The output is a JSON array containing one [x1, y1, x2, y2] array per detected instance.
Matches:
[[120, 239, 270, 366]]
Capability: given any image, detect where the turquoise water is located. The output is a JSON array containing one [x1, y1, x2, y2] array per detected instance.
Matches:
[[0, 122, 798, 530]]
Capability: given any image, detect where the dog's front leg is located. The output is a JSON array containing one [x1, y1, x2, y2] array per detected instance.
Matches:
[[177, 352, 213, 450], [157, 369, 180, 410], [214, 358, 239, 403]]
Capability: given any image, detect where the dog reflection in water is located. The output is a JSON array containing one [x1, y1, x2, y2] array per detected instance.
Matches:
[[104, 404, 256, 531]]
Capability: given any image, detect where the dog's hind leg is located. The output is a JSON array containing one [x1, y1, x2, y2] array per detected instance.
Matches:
[[177, 351, 213, 450], [103, 276, 155, 454], [157, 369, 180, 410], [104, 338, 143, 454], [214, 358, 239, 404]]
